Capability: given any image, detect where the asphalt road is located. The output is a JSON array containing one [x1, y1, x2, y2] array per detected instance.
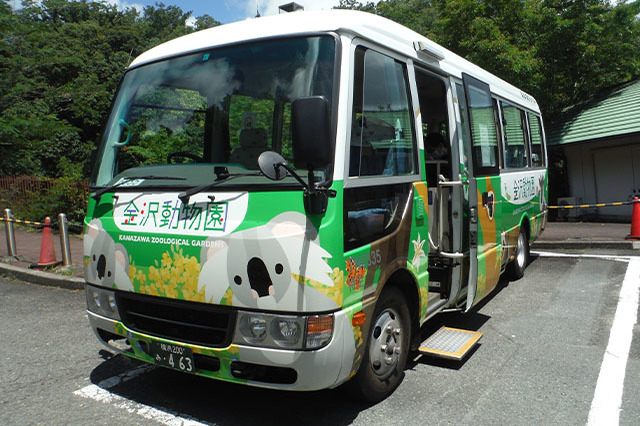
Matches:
[[1, 251, 638, 426]]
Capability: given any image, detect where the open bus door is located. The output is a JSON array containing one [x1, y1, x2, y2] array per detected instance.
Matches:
[[460, 73, 502, 311], [416, 75, 486, 362]]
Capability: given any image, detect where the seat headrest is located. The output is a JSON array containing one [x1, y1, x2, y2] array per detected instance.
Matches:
[[239, 128, 268, 148]]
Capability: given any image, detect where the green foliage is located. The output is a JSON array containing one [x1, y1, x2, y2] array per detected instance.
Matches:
[[0, 0, 221, 225], [22, 177, 88, 224], [1, 0, 638, 186], [194, 14, 221, 31], [2, 176, 89, 225], [0, 0, 219, 180], [339, 0, 640, 121]]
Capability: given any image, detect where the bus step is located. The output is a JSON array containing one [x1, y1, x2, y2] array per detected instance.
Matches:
[[418, 326, 482, 361]]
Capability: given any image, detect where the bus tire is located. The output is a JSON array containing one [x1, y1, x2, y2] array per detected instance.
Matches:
[[507, 227, 529, 280], [345, 286, 410, 403]]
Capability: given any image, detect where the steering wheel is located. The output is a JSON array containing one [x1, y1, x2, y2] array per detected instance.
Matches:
[[167, 151, 204, 164]]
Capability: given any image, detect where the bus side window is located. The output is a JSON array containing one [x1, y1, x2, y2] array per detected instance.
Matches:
[[528, 113, 545, 167], [349, 47, 416, 177], [455, 83, 472, 173], [465, 82, 499, 176], [416, 70, 450, 187], [500, 101, 528, 169], [344, 46, 416, 251]]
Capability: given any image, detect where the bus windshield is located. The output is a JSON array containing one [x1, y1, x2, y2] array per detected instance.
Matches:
[[91, 36, 336, 188]]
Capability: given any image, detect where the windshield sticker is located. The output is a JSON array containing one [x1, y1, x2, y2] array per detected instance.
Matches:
[[114, 177, 144, 187], [113, 192, 248, 236]]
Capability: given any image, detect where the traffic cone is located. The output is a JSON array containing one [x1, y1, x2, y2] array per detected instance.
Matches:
[[626, 197, 640, 240], [30, 217, 61, 269]]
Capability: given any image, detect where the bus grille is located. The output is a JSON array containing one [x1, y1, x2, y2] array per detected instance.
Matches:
[[116, 292, 236, 348]]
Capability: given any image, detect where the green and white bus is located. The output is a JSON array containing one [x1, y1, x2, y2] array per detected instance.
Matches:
[[84, 9, 547, 402]]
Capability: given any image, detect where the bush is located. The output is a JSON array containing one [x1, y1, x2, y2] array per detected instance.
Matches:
[[0, 176, 88, 232]]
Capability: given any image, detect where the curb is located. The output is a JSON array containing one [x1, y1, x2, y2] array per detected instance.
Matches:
[[0, 262, 85, 290]]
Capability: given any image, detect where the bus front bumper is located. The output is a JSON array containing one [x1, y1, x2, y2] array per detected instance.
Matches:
[[87, 309, 356, 391]]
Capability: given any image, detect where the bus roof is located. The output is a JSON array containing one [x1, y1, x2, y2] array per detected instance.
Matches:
[[129, 9, 540, 113]]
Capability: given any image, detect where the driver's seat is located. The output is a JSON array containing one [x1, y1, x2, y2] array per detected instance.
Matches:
[[230, 128, 269, 169]]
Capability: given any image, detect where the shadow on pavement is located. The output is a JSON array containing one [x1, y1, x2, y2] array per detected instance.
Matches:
[[87, 353, 370, 426]]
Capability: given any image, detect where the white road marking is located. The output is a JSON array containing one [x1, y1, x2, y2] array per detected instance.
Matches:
[[74, 364, 210, 425], [532, 251, 634, 263], [587, 257, 640, 425]]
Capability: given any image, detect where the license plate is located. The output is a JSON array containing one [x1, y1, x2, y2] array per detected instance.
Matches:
[[151, 341, 195, 374]]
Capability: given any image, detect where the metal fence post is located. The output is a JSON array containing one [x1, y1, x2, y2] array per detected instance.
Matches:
[[58, 213, 72, 267], [4, 208, 17, 257]]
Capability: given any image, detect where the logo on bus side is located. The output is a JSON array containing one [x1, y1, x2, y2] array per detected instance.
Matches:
[[113, 192, 249, 236], [502, 172, 545, 205]]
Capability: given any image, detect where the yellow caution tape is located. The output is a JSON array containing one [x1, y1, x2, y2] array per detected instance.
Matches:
[[0, 217, 49, 227], [548, 201, 633, 209]]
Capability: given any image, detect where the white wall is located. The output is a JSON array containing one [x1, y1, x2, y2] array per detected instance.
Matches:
[[561, 134, 639, 221]]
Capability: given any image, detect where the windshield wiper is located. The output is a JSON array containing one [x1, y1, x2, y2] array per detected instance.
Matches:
[[178, 170, 261, 205], [91, 175, 186, 202]]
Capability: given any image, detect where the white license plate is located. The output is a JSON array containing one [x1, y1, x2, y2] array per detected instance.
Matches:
[[151, 341, 195, 374]]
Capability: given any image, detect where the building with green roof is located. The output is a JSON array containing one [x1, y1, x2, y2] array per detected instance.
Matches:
[[548, 79, 640, 221]]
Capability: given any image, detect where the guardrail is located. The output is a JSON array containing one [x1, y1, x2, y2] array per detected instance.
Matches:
[[1, 208, 73, 267]]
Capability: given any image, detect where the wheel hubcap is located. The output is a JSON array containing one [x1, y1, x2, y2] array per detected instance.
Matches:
[[516, 232, 526, 267], [368, 308, 403, 380]]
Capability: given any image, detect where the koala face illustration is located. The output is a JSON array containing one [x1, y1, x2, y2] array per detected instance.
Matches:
[[198, 212, 337, 311], [225, 225, 294, 307], [87, 229, 116, 286], [539, 176, 546, 210], [84, 219, 132, 291]]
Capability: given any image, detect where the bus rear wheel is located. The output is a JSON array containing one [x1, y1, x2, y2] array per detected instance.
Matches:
[[507, 227, 529, 280], [345, 287, 410, 403]]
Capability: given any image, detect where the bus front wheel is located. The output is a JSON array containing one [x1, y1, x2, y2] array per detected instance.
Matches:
[[346, 287, 410, 402]]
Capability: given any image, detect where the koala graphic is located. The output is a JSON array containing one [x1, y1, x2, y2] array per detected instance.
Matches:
[[198, 211, 337, 311], [84, 219, 133, 291], [539, 175, 547, 211]]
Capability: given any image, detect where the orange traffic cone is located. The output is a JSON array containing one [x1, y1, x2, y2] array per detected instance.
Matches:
[[626, 197, 640, 240], [30, 217, 61, 269]]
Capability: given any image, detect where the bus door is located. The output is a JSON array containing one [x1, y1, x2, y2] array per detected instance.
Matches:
[[460, 73, 502, 310], [415, 69, 465, 304]]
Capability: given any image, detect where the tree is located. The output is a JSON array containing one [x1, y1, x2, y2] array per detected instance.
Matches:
[[0, 0, 221, 179], [338, 0, 640, 120], [194, 14, 220, 31]]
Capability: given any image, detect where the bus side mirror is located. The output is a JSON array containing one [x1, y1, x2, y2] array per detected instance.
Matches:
[[291, 96, 332, 170]]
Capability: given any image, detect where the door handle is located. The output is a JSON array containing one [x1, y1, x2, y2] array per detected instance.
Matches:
[[438, 174, 468, 188]]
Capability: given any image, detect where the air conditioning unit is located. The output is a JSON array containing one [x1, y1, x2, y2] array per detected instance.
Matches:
[[557, 197, 581, 219]]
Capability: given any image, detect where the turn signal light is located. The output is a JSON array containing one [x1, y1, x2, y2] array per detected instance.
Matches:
[[352, 311, 366, 326], [305, 315, 334, 349]]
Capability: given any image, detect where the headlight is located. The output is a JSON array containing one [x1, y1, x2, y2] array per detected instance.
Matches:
[[86, 285, 120, 320], [233, 312, 333, 350], [271, 318, 302, 346], [238, 314, 268, 343]]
